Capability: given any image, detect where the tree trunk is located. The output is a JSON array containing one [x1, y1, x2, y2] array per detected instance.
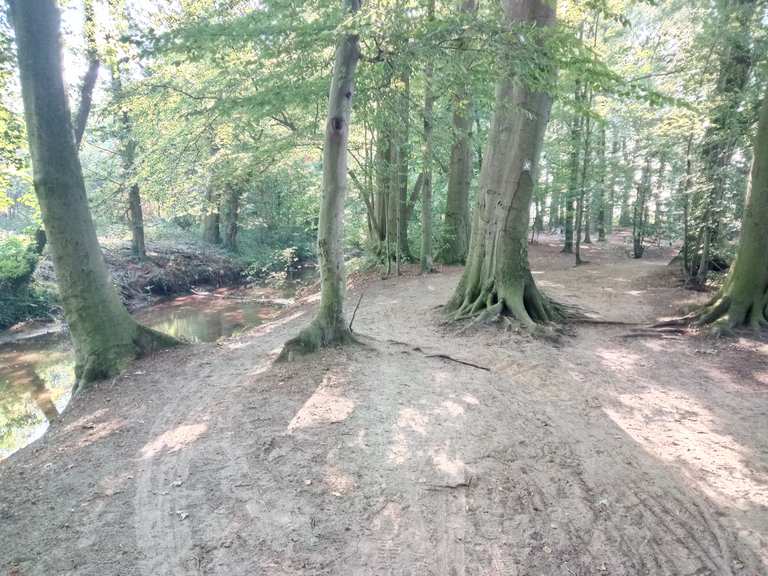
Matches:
[[9, 0, 176, 386], [562, 107, 581, 253], [438, 0, 476, 265], [632, 157, 651, 258], [280, 0, 361, 358], [202, 183, 221, 244], [575, 91, 592, 264], [73, 0, 98, 149], [447, 0, 561, 328], [109, 10, 146, 260], [695, 0, 756, 274], [221, 185, 241, 251], [128, 183, 146, 258], [695, 93, 768, 331], [397, 67, 412, 261], [420, 0, 435, 273], [596, 124, 607, 241], [619, 137, 632, 227]]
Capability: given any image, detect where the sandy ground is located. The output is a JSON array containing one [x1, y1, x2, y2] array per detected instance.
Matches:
[[2, 233, 767, 576]]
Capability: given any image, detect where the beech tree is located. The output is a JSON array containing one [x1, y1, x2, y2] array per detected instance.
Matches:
[[280, 0, 361, 356], [693, 92, 768, 331], [438, 0, 476, 265], [9, 0, 176, 384], [446, 0, 562, 327]]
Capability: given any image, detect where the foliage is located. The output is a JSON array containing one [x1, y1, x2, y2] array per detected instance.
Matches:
[[0, 235, 54, 329]]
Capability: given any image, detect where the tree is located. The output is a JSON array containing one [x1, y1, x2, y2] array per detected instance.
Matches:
[[438, 0, 476, 265], [693, 92, 768, 331], [446, 0, 563, 327], [9, 0, 176, 385], [280, 0, 361, 357], [419, 0, 436, 273]]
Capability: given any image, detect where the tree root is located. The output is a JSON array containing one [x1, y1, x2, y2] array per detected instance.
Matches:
[[382, 338, 491, 371], [278, 318, 357, 362], [76, 324, 180, 390], [654, 290, 768, 337]]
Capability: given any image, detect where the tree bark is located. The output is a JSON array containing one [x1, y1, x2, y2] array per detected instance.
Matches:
[[438, 0, 476, 265], [420, 0, 436, 273], [447, 0, 561, 327], [695, 93, 768, 331], [280, 0, 361, 357], [73, 0, 98, 149], [201, 181, 221, 244], [596, 124, 607, 241], [128, 183, 146, 258], [108, 3, 146, 260], [562, 102, 581, 253], [221, 185, 241, 251], [9, 0, 176, 386]]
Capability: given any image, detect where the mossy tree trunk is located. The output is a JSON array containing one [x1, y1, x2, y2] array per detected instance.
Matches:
[[9, 0, 176, 386], [438, 0, 476, 265], [446, 0, 561, 328], [695, 93, 768, 332], [280, 0, 361, 358]]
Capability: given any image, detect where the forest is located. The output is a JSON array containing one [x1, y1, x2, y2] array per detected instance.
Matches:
[[1, 0, 767, 574]]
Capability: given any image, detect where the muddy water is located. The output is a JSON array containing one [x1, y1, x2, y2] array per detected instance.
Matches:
[[0, 288, 288, 459]]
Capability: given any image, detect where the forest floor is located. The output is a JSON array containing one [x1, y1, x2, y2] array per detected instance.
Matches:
[[2, 232, 767, 576]]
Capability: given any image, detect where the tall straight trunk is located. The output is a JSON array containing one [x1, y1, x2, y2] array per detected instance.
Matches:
[[562, 105, 581, 253], [606, 127, 619, 235], [447, 0, 561, 327], [9, 0, 176, 385], [696, 92, 768, 330], [374, 126, 391, 250], [438, 0, 476, 265], [653, 157, 666, 241], [681, 136, 694, 277], [696, 0, 756, 271], [128, 183, 146, 258], [73, 0, 98, 148], [221, 185, 241, 251], [201, 182, 221, 244], [397, 67, 412, 261], [619, 137, 633, 227], [575, 102, 592, 264], [115, 105, 146, 259], [281, 0, 361, 357], [420, 0, 436, 273], [597, 124, 607, 241], [109, 4, 146, 260], [632, 157, 651, 258]]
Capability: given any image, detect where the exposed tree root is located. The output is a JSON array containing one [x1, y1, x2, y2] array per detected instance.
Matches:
[[76, 325, 180, 390], [654, 291, 768, 337], [383, 338, 491, 371], [447, 274, 567, 333], [692, 292, 768, 336], [278, 318, 357, 362]]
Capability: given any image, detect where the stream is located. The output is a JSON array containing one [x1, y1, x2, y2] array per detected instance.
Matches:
[[0, 285, 296, 459]]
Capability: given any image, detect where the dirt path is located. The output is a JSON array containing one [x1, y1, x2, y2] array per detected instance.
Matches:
[[2, 234, 767, 575]]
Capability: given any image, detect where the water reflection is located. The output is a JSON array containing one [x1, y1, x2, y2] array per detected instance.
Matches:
[[0, 286, 289, 459], [0, 336, 74, 459]]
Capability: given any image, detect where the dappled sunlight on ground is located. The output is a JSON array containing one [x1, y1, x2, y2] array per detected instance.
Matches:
[[140, 422, 208, 460], [604, 389, 768, 509], [287, 372, 354, 432], [595, 348, 645, 374], [389, 407, 428, 464]]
